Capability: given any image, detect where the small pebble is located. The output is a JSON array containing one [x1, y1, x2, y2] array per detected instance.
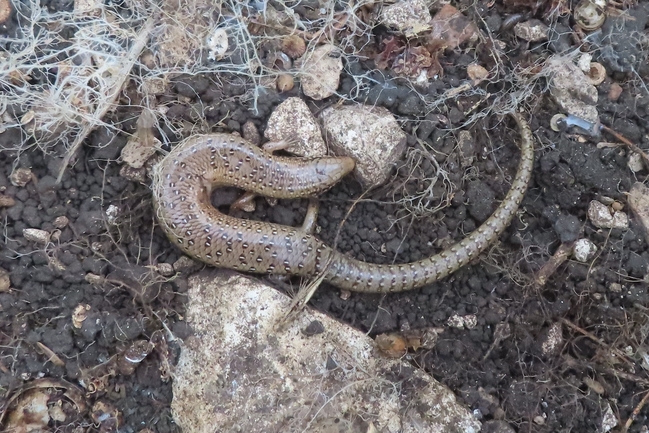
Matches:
[[573, 238, 597, 262], [609, 282, 622, 293], [156, 263, 175, 277], [23, 228, 51, 244], [587, 200, 628, 230], [0, 268, 10, 292], [608, 83, 623, 102], [533, 415, 546, 425], [0, 194, 15, 207], [53, 216, 69, 229], [541, 322, 563, 356], [10, 168, 34, 187]]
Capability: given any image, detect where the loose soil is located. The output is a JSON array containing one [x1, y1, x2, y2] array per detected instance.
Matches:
[[2, 1, 649, 432]]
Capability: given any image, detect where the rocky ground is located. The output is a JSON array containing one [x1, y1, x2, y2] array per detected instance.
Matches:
[[2, 0, 649, 432]]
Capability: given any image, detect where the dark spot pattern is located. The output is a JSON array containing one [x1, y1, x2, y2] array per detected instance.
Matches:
[[152, 115, 534, 292]]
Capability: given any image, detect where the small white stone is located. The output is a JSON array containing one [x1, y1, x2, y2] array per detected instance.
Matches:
[[23, 228, 51, 244], [608, 282, 622, 293], [264, 97, 327, 158], [206, 27, 228, 61], [156, 263, 175, 277], [611, 211, 629, 229], [573, 238, 597, 262], [577, 53, 593, 73], [380, 0, 432, 37], [53, 216, 69, 229], [10, 168, 33, 187], [447, 314, 465, 329], [541, 322, 562, 356], [600, 403, 617, 432], [588, 200, 628, 230], [105, 204, 120, 225], [463, 315, 477, 329], [296, 44, 343, 100], [545, 56, 599, 123], [628, 152, 644, 172]]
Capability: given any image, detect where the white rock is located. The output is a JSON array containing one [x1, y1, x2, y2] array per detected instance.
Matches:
[[264, 97, 327, 158], [0, 267, 9, 292], [206, 27, 228, 61], [587, 200, 628, 230], [628, 152, 644, 172], [628, 182, 649, 245], [545, 56, 598, 123], [105, 204, 120, 225], [10, 168, 33, 187], [513, 20, 549, 42], [74, 0, 102, 14], [611, 211, 629, 229], [464, 315, 478, 329], [319, 105, 407, 187], [53, 216, 69, 229], [608, 282, 622, 293], [172, 270, 481, 433], [541, 322, 562, 356], [447, 314, 465, 329], [600, 403, 617, 432], [577, 53, 593, 73], [447, 314, 476, 329], [573, 238, 597, 262], [296, 44, 343, 100], [380, 0, 432, 37], [23, 228, 50, 244]]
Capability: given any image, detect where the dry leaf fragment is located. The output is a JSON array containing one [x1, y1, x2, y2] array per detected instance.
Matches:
[[375, 333, 408, 358], [428, 4, 479, 51]]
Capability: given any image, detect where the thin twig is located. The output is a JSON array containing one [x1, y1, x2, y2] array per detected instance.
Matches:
[[601, 124, 649, 169], [534, 242, 574, 288], [622, 390, 649, 433], [560, 318, 635, 367]]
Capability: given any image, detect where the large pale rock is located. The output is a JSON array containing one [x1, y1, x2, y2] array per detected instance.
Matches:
[[172, 270, 481, 433], [319, 105, 407, 187], [545, 56, 599, 123], [264, 97, 327, 158]]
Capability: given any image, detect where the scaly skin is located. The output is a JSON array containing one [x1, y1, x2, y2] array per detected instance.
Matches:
[[152, 113, 534, 292]]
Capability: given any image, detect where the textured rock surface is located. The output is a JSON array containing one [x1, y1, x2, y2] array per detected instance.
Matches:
[[319, 105, 407, 187], [171, 270, 481, 433], [264, 97, 327, 158]]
